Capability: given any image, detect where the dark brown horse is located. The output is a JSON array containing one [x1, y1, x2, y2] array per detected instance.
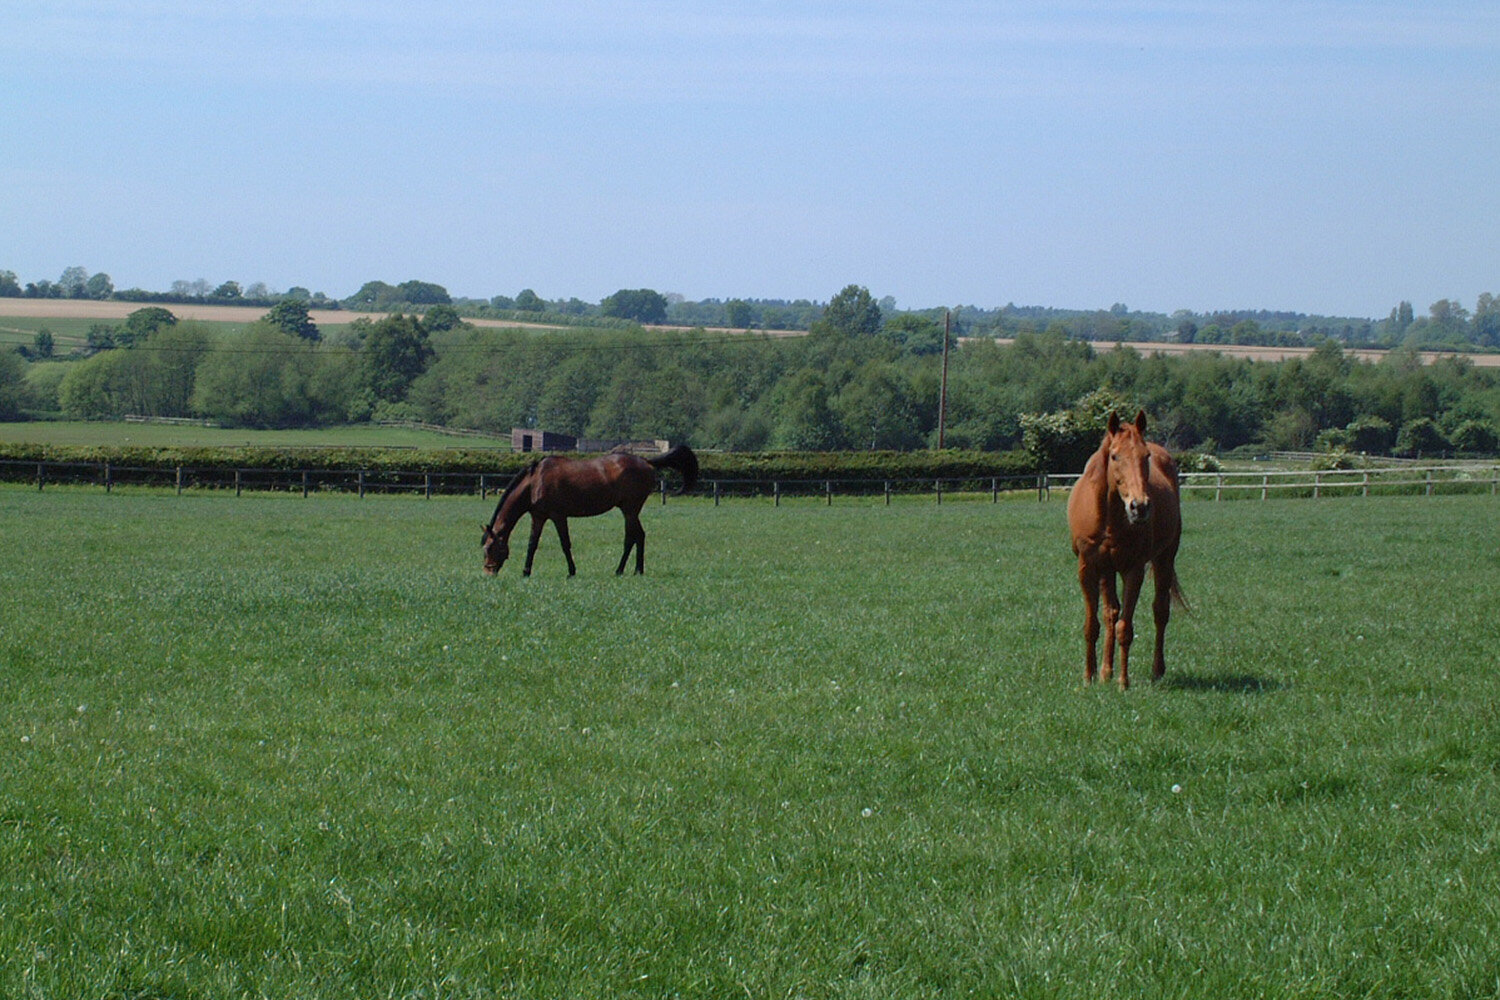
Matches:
[[481, 445, 699, 577], [1066, 411, 1185, 689]]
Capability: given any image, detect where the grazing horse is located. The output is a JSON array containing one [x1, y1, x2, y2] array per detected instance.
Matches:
[[1066, 411, 1185, 689], [481, 445, 699, 577]]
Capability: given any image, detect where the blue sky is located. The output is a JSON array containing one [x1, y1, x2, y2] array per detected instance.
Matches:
[[3, 1, 1496, 318]]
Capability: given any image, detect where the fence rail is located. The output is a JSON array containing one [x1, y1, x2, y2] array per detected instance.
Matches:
[[5, 458, 1498, 503], [1045, 463, 1500, 500]]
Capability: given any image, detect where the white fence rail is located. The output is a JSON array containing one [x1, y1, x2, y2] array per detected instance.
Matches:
[[1046, 463, 1500, 500]]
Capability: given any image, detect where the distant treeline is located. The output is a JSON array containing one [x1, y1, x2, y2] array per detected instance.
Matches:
[[5, 265, 1499, 351], [5, 286, 1497, 464]]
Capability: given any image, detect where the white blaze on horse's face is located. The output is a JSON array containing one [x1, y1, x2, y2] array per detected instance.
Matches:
[[1107, 416, 1153, 526]]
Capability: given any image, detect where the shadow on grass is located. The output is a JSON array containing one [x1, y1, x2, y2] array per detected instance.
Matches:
[[1160, 672, 1285, 694]]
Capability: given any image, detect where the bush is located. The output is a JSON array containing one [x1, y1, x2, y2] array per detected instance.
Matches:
[[1448, 419, 1498, 455]]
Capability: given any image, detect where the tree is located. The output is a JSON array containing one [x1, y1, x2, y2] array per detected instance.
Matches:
[[820, 284, 882, 337], [85, 272, 114, 299], [263, 300, 320, 341], [834, 362, 922, 449], [422, 303, 464, 333], [770, 369, 845, 450], [600, 288, 668, 325], [0, 349, 24, 419], [0, 271, 20, 297], [345, 281, 396, 309], [58, 266, 90, 298], [31, 329, 55, 359], [1449, 419, 1498, 454], [121, 307, 177, 346], [85, 324, 117, 352], [725, 299, 753, 329], [881, 313, 947, 355], [1344, 415, 1394, 454], [1473, 293, 1499, 348], [1394, 417, 1447, 457], [213, 281, 242, 300], [361, 314, 433, 404], [514, 288, 545, 312], [396, 280, 450, 306], [191, 324, 319, 427]]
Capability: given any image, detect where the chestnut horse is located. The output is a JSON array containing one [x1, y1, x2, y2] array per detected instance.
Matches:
[[481, 445, 698, 577], [1066, 411, 1185, 689]]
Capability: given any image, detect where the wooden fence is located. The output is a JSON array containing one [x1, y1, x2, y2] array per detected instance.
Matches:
[[4, 459, 1497, 503]]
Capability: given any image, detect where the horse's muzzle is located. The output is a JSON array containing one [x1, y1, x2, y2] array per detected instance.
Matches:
[[1125, 498, 1151, 525]]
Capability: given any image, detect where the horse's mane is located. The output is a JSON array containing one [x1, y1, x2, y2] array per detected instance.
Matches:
[[489, 461, 538, 527]]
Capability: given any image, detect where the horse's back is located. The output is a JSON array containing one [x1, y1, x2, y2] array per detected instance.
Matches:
[[533, 453, 655, 516]]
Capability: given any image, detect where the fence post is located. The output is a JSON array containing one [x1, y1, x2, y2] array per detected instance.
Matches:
[[1215, 474, 1223, 502], [235, 469, 242, 497], [36, 462, 44, 492], [774, 481, 780, 507], [1037, 474, 1046, 502], [713, 481, 721, 507], [425, 473, 433, 499], [1313, 471, 1321, 499], [935, 479, 942, 505], [105, 461, 113, 493], [302, 471, 309, 498], [1425, 469, 1433, 496], [661, 479, 668, 505], [358, 470, 366, 499], [1361, 471, 1369, 498], [1260, 474, 1268, 500], [992, 477, 999, 502], [884, 480, 891, 506], [825, 480, 832, 506], [176, 466, 183, 495]]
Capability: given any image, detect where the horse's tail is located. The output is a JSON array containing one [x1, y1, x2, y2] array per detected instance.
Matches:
[[648, 444, 699, 494], [1169, 574, 1190, 613]]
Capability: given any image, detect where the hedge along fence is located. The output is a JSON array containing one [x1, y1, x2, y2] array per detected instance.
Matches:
[[0, 443, 1035, 484], [1, 459, 1054, 504]]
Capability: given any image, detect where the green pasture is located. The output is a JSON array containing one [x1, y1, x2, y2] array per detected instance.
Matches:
[[2, 488, 1499, 998]]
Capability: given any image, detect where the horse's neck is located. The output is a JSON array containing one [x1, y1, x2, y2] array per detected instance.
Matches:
[[494, 491, 531, 538]]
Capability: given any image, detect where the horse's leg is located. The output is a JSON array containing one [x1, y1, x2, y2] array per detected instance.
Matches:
[[1116, 565, 1146, 690], [616, 512, 645, 575], [633, 515, 645, 575], [554, 518, 577, 576], [1150, 555, 1175, 681], [615, 513, 635, 575], [1078, 560, 1101, 683], [523, 514, 546, 577], [1100, 572, 1121, 686]]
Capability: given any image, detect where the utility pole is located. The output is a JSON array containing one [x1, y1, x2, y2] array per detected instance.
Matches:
[[937, 309, 951, 449]]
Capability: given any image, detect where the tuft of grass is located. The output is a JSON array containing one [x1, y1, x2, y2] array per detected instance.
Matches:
[[2, 489, 1499, 997]]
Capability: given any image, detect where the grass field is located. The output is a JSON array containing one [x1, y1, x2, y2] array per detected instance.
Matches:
[[2, 488, 1499, 998]]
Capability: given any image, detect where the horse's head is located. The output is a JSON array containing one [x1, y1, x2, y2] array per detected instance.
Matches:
[[480, 522, 510, 575], [480, 463, 536, 575], [1105, 410, 1154, 525]]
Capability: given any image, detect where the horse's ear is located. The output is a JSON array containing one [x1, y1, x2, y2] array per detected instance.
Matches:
[[1134, 409, 1148, 434], [1107, 411, 1121, 434]]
